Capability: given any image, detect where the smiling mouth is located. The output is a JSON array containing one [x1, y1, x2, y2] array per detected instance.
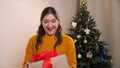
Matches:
[[47, 28, 54, 31]]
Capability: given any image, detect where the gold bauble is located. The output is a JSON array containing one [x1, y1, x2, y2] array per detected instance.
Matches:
[[86, 51, 93, 58]]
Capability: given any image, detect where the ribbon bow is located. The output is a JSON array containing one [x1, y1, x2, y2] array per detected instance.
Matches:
[[32, 50, 58, 68]]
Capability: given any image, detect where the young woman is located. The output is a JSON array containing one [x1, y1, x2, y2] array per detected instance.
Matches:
[[23, 6, 76, 68]]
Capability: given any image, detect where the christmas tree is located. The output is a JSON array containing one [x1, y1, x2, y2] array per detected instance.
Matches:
[[69, 0, 112, 68]]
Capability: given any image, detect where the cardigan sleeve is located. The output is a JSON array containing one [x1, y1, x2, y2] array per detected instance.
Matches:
[[66, 36, 77, 68]]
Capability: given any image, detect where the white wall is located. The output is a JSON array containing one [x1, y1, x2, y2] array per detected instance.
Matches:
[[51, 0, 77, 33], [0, 0, 77, 68], [111, 0, 120, 68]]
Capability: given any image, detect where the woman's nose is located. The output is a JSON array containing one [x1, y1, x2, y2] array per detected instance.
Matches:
[[48, 23, 52, 27]]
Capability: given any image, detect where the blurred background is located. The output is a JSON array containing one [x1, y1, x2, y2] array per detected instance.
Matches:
[[0, 0, 119, 68]]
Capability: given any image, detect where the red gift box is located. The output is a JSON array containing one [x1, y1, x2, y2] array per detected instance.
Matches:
[[25, 50, 69, 68]]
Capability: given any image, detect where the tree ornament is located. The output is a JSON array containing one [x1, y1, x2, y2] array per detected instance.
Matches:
[[100, 57, 105, 62], [111, 60, 113, 63], [78, 53, 82, 59], [76, 35, 81, 39], [84, 38, 87, 43], [86, 51, 93, 58], [88, 18, 90, 21], [80, 0, 87, 5], [72, 22, 77, 28], [74, 39, 77, 43], [103, 50, 107, 56], [95, 29, 99, 32], [79, 45, 81, 48], [84, 28, 90, 34]]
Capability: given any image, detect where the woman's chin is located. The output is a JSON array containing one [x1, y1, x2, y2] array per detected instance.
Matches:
[[46, 33, 55, 36]]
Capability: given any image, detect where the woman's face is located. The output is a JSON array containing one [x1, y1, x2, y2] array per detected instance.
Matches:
[[42, 14, 59, 36]]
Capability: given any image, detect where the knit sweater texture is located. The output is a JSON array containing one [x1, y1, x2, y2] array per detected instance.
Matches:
[[23, 34, 76, 68]]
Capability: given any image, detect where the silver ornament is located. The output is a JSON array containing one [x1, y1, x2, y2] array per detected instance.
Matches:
[[78, 53, 82, 59]]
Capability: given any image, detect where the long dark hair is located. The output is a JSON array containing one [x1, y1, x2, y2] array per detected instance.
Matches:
[[36, 6, 62, 52]]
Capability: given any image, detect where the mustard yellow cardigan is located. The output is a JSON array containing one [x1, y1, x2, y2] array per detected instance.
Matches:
[[23, 34, 77, 68]]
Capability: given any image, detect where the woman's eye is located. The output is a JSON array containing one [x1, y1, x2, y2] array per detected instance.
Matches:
[[51, 20, 56, 23], [43, 21, 48, 23]]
